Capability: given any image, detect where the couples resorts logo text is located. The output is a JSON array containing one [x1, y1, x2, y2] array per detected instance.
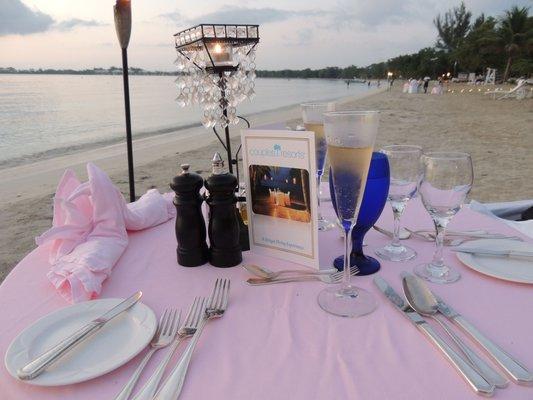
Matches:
[[249, 144, 305, 159]]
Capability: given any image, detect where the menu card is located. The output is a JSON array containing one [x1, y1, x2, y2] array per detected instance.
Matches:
[[241, 129, 319, 269]]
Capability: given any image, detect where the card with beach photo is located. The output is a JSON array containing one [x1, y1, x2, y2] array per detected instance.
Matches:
[[241, 129, 319, 269], [249, 165, 311, 223]]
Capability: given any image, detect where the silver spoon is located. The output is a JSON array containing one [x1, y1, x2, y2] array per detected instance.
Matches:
[[401, 272, 509, 388], [242, 264, 337, 280]]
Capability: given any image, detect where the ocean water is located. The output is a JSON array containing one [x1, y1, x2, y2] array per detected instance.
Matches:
[[0, 74, 371, 168]]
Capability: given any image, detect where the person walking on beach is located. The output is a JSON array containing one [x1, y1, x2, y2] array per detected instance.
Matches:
[[423, 79, 429, 94]]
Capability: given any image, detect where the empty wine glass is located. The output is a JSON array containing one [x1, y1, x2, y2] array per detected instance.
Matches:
[[375, 145, 422, 261], [414, 152, 474, 284], [317, 111, 379, 317], [301, 102, 336, 231]]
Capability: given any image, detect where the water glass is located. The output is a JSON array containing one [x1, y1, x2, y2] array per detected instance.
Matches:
[[414, 152, 473, 283], [317, 110, 379, 317], [301, 102, 336, 231], [375, 145, 422, 261]]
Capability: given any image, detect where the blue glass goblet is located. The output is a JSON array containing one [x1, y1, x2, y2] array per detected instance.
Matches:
[[330, 152, 390, 275]]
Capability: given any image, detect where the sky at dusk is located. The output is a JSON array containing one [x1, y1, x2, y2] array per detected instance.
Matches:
[[0, 0, 528, 71]]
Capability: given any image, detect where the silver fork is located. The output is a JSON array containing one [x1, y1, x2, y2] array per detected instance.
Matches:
[[154, 278, 230, 400], [246, 266, 360, 285], [114, 308, 180, 400], [131, 298, 206, 400]]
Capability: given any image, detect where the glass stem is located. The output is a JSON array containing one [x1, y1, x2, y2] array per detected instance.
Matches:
[[391, 201, 405, 247], [342, 226, 354, 288], [430, 218, 448, 271], [316, 174, 322, 220]]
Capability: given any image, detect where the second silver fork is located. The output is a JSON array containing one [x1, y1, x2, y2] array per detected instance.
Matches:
[[154, 278, 230, 400], [131, 297, 206, 400], [114, 308, 180, 400]]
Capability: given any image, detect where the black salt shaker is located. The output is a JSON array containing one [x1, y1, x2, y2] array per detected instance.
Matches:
[[170, 164, 208, 267], [205, 153, 242, 267]]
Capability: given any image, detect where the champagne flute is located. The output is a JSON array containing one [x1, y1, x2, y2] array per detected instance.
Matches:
[[375, 145, 422, 261], [317, 110, 379, 317], [414, 152, 473, 284], [301, 102, 336, 231]]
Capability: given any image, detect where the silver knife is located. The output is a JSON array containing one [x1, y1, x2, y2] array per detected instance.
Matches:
[[436, 295, 533, 385], [17, 291, 143, 380], [373, 276, 494, 396], [453, 247, 533, 259]]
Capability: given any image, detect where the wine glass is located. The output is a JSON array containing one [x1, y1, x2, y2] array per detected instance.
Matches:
[[317, 110, 379, 317], [301, 102, 336, 231], [414, 152, 474, 284], [375, 145, 422, 261]]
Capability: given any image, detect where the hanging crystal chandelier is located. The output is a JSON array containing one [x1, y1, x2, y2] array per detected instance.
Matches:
[[174, 24, 260, 130]]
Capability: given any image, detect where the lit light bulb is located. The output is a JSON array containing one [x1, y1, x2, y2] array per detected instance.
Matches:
[[213, 43, 223, 54]]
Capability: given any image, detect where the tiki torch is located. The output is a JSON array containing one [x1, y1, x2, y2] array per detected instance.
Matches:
[[114, 0, 135, 202]]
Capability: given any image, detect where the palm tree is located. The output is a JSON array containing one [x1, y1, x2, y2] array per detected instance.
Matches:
[[499, 6, 533, 81]]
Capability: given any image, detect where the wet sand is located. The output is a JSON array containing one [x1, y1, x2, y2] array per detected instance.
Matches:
[[1, 83, 531, 281]]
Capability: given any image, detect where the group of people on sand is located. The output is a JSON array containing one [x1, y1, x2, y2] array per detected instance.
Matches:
[[403, 77, 443, 95]]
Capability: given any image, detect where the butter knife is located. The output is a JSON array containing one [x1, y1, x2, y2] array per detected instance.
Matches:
[[436, 296, 533, 385], [373, 276, 494, 396], [17, 291, 143, 380], [453, 247, 533, 259]]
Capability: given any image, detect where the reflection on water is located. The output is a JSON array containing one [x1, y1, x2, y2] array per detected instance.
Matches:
[[0, 75, 371, 166]]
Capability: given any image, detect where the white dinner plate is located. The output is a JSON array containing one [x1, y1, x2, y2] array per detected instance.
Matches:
[[5, 298, 156, 386], [456, 239, 533, 284]]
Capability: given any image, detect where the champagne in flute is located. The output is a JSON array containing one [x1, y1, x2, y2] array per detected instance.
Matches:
[[301, 103, 336, 231], [303, 122, 327, 176], [327, 145, 373, 230], [318, 111, 379, 318]]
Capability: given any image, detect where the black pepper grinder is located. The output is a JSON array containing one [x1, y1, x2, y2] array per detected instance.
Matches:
[[170, 164, 208, 267], [205, 153, 242, 267]]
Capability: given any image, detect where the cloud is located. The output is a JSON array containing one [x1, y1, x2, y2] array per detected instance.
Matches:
[[326, 0, 423, 29], [160, 6, 322, 26], [0, 0, 54, 35], [283, 28, 314, 47], [54, 19, 107, 31], [0, 0, 107, 36]]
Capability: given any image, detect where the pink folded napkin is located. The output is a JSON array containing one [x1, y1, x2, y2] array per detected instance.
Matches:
[[35, 163, 175, 303]]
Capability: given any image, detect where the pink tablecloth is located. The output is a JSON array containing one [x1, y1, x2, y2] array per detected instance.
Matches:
[[1, 197, 532, 400]]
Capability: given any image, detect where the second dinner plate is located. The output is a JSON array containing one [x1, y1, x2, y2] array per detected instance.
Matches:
[[456, 239, 533, 284]]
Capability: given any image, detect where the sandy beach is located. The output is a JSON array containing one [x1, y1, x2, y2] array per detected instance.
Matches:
[[1, 83, 531, 281]]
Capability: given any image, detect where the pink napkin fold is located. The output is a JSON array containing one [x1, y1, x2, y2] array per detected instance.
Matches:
[[35, 163, 175, 303]]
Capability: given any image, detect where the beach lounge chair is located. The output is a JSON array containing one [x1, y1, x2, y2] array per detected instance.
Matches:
[[485, 80, 527, 100]]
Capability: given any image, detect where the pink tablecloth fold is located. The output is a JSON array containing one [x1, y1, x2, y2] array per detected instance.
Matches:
[[35, 163, 175, 303]]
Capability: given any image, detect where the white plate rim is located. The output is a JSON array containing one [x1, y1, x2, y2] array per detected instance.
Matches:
[[4, 298, 156, 386], [456, 239, 533, 284]]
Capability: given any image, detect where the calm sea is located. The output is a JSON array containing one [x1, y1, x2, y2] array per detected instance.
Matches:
[[0, 74, 370, 168]]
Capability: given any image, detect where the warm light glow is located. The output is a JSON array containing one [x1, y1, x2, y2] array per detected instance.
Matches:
[[387, 72, 393, 77], [446, 72, 451, 77], [213, 43, 223, 54]]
